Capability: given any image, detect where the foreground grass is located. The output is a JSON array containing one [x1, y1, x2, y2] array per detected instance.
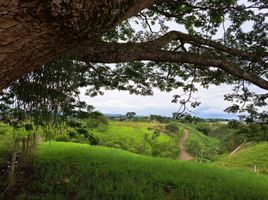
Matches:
[[0, 123, 13, 165], [16, 142, 268, 200], [215, 142, 268, 175]]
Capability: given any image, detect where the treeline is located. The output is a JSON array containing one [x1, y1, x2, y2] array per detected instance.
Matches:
[[108, 113, 230, 124]]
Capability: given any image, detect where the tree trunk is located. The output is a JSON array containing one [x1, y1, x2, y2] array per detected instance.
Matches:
[[0, 0, 153, 90], [6, 139, 19, 191]]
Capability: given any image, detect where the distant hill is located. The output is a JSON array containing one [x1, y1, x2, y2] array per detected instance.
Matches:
[[104, 113, 125, 117], [104, 113, 233, 122]]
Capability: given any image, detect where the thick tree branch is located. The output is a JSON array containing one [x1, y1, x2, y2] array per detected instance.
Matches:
[[77, 35, 268, 90], [149, 31, 268, 59]]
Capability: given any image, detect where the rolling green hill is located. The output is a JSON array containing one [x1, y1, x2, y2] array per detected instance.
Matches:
[[215, 142, 268, 175], [87, 121, 222, 161], [89, 121, 181, 159], [12, 142, 268, 200], [178, 124, 221, 161]]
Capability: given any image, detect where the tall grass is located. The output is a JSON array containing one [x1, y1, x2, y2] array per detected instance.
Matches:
[[0, 123, 13, 165], [215, 142, 268, 175], [17, 142, 268, 200]]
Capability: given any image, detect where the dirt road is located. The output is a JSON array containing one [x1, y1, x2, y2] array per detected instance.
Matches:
[[178, 129, 194, 160]]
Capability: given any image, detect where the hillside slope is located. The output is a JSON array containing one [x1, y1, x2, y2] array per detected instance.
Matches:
[[215, 142, 268, 175], [11, 142, 268, 200], [180, 125, 221, 161], [90, 121, 180, 158]]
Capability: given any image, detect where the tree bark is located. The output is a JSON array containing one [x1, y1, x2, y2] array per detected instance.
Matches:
[[6, 139, 19, 191], [0, 0, 153, 90], [76, 38, 268, 90]]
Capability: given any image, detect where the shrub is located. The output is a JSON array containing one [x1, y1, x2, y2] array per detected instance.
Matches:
[[86, 112, 108, 128], [76, 128, 99, 145], [160, 151, 176, 159], [185, 139, 206, 157], [165, 123, 179, 133], [55, 134, 70, 142], [152, 149, 162, 157], [77, 128, 89, 137], [24, 123, 33, 131], [68, 131, 77, 138], [67, 120, 82, 128], [195, 125, 210, 136], [70, 134, 89, 144], [87, 134, 99, 145]]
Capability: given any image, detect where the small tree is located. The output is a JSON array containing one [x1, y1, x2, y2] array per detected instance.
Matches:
[[165, 123, 179, 133], [86, 112, 108, 128], [126, 112, 136, 120]]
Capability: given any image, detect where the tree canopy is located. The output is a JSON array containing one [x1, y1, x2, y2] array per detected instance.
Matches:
[[0, 0, 267, 120]]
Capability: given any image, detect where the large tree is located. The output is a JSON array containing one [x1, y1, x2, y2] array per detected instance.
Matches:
[[0, 0, 267, 119]]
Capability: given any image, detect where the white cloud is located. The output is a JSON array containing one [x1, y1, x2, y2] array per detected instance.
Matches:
[[79, 84, 266, 119]]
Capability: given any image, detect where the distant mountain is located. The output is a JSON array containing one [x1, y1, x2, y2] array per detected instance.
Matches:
[[104, 113, 125, 117], [103, 113, 236, 122]]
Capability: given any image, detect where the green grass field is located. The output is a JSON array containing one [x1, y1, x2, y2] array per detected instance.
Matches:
[[14, 142, 268, 200], [1, 121, 268, 199], [89, 121, 180, 159], [215, 142, 268, 175]]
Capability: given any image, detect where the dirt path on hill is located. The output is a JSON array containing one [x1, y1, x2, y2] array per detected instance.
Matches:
[[177, 129, 194, 160]]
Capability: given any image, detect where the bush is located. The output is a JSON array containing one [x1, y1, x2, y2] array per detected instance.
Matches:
[[67, 120, 82, 128], [55, 134, 70, 142], [160, 151, 176, 159], [152, 149, 162, 157], [185, 139, 206, 157], [67, 131, 77, 138], [165, 123, 179, 133], [76, 128, 99, 145], [195, 124, 210, 136], [86, 112, 108, 128], [87, 134, 99, 145], [24, 123, 33, 131], [70, 134, 89, 144], [77, 128, 89, 137]]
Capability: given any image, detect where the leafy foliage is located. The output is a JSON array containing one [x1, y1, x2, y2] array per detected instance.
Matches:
[[92, 0, 268, 120]]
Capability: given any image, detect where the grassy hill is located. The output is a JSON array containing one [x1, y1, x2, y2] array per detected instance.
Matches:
[[89, 121, 181, 159], [215, 142, 268, 175], [11, 142, 268, 200], [87, 121, 221, 161], [0, 120, 221, 162], [178, 124, 221, 161], [1, 121, 268, 199]]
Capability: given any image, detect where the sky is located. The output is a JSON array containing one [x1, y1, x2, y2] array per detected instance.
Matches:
[[80, 84, 252, 119]]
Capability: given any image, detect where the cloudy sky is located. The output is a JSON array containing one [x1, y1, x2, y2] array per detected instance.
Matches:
[[80, 84, 267, 119]]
